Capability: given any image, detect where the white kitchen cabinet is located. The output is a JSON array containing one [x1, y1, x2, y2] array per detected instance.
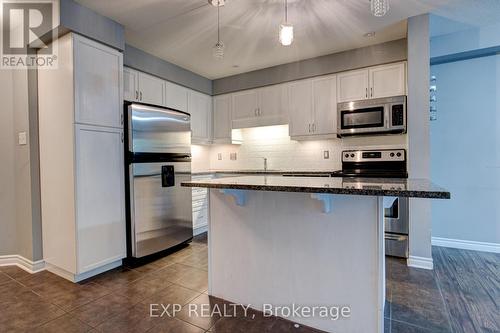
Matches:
[[232, 85, 288, 128], [165, 81, 188, 112], [312, 75, 337, 136], [288, 80, 313, 137], [337, 62, 407, 102], [189, 90, 212, 144], [75, 125, 125, 273], [288, 75, 337, 139], [213, 94, 232, 144], [192, 175, 213, 235], [138, 72, 165, 106], [123, 67, 139, 102], [369, 63, 406, 99], [38, 33, 125, 282], [337, 69, 369, 103], [73, 34, 123, 128]]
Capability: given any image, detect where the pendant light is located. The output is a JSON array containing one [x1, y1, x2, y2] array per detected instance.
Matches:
[[370, 0, 390, 17], [212, 0, 224, 59], [279, 0, 293, 46]]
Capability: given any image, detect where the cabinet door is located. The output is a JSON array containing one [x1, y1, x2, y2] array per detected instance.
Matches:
[[138, 72, 165, 106], [288, 80, 313, 137], [123, 68, 139, 102], [213, 95, 232, 143], [369, 63, 406, 98], [312, 75, 337, 135], [231, 90, 258, 128], [258, 84, 288, 125], [75, 125, 126, 274], [189, 91, 212, 143], [337, 69, 369, 102], [74, 35, 123, 128], [165, 81, 188, 112]]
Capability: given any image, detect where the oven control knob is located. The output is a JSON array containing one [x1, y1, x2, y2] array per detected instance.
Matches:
[[350, 154, 355, 158], [396, 152, 402, 157], [390, 153, 395, 157], [345, 154, 349, 158]]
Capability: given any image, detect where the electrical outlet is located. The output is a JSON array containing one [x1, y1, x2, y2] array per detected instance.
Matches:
[[218, 153, 222, 161], [323, 150, 330, 159], [230, 152, 237, 161], [18, 132, 27, 145]]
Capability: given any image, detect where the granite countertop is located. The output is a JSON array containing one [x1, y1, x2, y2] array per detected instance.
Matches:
[[181, 175, 451, 199]]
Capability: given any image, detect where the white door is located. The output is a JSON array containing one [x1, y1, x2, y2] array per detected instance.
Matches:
[[75, 125, 126, 273], [213, 95, 232, 143], [123, 68, 139, 102], [165, 81, 188, 112], [288, 79, 313, 137], [189, 91, 212, 143], [312, 75, 337, 135], [258, 84, 288, 125], [369, 63, 406, 99], [232, 90, 258, 127], [138, 72, 165, 106], [337, 69, 369, 102], [73, 35, 123, 128]]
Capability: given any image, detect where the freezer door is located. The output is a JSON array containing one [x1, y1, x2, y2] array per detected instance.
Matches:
[[128, 103, 191, 154], [129, 161, 193, 258]]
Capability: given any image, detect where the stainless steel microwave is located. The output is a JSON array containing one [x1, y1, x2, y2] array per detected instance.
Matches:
[[337, 96, 406, 137]]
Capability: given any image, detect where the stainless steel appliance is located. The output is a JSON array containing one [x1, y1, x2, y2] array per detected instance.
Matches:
[[124, 103, 193, 258], [337, 96, 406, 137], [332, 149, 409, 258]]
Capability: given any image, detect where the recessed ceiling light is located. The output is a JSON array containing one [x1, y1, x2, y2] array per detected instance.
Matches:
[[364, 31, 376, 38]]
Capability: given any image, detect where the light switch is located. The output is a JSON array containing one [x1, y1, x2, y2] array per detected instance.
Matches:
[[230, 153, 237, 161], [218, 153, 222, 161], [18, 132, 27, 145], [323, 150, 329, 159]]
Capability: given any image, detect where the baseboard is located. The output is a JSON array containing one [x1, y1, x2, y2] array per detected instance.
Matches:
[[432, 237, 500, 254], [0, 255, 46, 273], [194, 225, 208, 236], [407, 255, 434, 270], [46, 259, 122, 283]]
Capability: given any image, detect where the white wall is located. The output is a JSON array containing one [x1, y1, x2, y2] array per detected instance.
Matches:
[[192, 125, 407, 172], [431, 55, 500, 246]]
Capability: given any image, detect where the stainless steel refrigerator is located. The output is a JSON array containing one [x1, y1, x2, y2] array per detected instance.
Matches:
[[124, 102, 193, 258]]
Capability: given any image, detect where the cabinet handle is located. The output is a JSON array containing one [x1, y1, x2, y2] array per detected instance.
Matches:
[[140, 91, 143, 101], [371, 87, 373, 97], [365, 88, 368, 98], [135, 91, 138, 100], [313, 123, 316, 132], [120, 114, 124, 125], [308, 124, 311, 133], [258, 108, 261, 116], [121, 132, 124, 143]]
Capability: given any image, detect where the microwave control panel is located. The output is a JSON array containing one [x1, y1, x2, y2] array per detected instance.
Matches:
[[392, 104, 405, 126]]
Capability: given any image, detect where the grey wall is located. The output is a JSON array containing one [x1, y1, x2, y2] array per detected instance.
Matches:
[[407, 14, 432, 266], [213, 38, 407, 95], [59, 0, 124, 51], [124, 45, 213, 95]]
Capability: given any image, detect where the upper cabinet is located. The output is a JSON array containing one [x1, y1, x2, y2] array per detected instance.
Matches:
[[288, 75, 337, 139], [123, 68, 138, 102], [213, 94, 232, 144], [369, 63, 406, 99], [337, 62, 406, 102], [138, 72, 165, 106], [232, 84, 288, 129], [165, 81, 188, 112], [74, 35, 123, 128], [189, 90, 212, 144]]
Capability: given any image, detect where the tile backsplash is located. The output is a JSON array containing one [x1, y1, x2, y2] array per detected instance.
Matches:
[[193, 125, 407, 172]]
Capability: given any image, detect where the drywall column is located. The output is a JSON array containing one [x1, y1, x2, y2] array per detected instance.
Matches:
[[407, 14, 432, 269]]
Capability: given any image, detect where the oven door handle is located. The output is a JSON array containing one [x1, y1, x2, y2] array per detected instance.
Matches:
[[385, 234, 407, 241]]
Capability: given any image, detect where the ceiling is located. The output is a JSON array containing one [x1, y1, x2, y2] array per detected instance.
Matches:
[[75, 0, 496, 79]]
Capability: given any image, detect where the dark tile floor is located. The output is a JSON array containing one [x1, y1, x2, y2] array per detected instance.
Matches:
[[0, 233, 498, 333]]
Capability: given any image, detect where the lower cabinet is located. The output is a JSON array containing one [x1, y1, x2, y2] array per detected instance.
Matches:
[[192, 175, 212, 234]]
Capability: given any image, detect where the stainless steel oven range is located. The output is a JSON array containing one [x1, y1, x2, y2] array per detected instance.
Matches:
[[332, 149, 409, 258], [124, 102, 193, 258]]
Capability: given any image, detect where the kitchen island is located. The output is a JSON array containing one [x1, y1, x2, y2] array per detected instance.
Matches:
[[181, 176, 450, 333]]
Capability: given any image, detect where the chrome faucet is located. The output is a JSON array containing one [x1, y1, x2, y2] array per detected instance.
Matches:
[[260, 157, 268, 172]]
